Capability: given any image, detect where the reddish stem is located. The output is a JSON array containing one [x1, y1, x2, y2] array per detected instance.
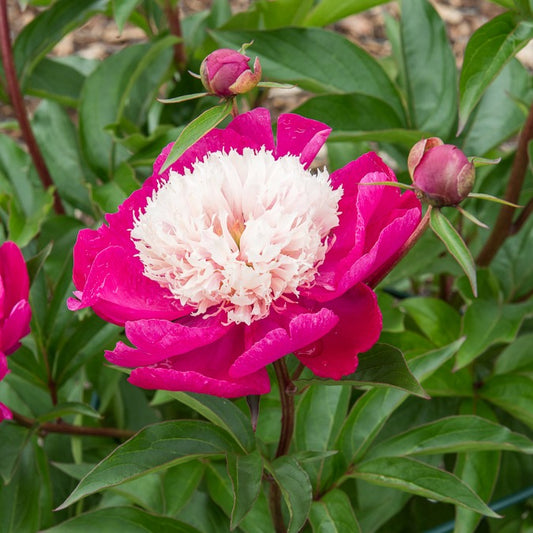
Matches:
[[0, 0, 64, 214], [164, 0, 186, 71], [11, 410, 134, 439]]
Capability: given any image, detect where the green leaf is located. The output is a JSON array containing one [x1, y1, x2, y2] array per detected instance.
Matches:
[[460, 59, 531, 156], [13, 0, 108, 85], [459, 12, 533, 131], [303, 0, 388, 27], [480, 374, 533, 430], [0, 423, 31, 484], [454, 450, 500, 533], [158, 92, 209, 104], [336, 339, 464, 465], [32, 100, 94, 213], [155, 392, 255, 453], [57, 420, 240, 509], [494, 333, 533, 376], [297, 344, 426, 397], [430, 208, 477, 297], [353, 457, 498, 517], [400, 297, 462, 347], [455, 299, 533, 370], [163, 462, 205, 517], [41, 507, 201, 532], [36, 402, 101, 423], [366, 415, 533, 459], [267, 456, 312, 533], [212, 28, 405, 120], [309, 489, 361, 533], [112, 0, 141, 32], [227, 451, 263, 528], [328, 128, 426, 146], [293, 94, 405, 136], [79, 38, 174, 177], [161, 102, 233, 172], [400, 0, 457, 137]]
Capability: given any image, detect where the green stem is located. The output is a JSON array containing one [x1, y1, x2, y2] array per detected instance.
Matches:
[[0, 0, 64, 214], [268, 358, 296, 533], [476, 100, 533, 266]]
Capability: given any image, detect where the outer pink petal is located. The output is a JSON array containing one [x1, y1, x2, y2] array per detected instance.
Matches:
[[226, 107, 275, 152], [229, 305, 339, 378], [0, 242, 29, 318], [0, 402, 12, 422], [276, 113, 331, 168], [1, 300, 31, 355], [296, 284, 382, 379], [116, 315, 231, 364], [0, 352, 8, 380], [69, 245, 186, 326], [125, 328, 271, 397]]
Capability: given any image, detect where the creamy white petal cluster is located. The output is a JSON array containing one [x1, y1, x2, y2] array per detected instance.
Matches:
[[131, 148, 342, 325]]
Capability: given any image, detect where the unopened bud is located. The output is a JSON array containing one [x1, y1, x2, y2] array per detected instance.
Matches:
[[409, 138, 475, 207], [200, 48, 261, 98]]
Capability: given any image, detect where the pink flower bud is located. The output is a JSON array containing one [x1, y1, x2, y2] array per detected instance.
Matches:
[[200, 48, 261, 98], [408, 138, 475, 207]]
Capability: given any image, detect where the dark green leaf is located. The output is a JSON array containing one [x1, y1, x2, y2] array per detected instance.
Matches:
[[36, 402, 101, 423], [161, 102, 233, 172], [430, 208, 477, 297], [400, 0, 457, 137], [309, 489, 361, 533], [57, 420, 240, 509], [154, 391, 255, 453], [163, 462, 205, 517], [227, 451, 263, 528], [212, 28, 405, 119], [0, 423, 31, 483], [303, 0, 388, 27], [353, 457, 498, 517], [366, 415, 533, 459], [267, 456, 312, 533], [42, 507, 201, 532], [112, 0, 141, 32], [459, 12, 533, 131], [494, 333, 533, 376], [297, 344, 426, 397]]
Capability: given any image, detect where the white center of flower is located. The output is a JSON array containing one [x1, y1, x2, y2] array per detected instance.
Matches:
[[131, 148, 342, 325]]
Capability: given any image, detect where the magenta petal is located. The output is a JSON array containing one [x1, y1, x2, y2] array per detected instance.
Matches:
[[125, 315, 230, 359], [74, 245, 185, 325], [127, 328, 271, 397], [297, 284, 382, 379], [0, 352, 8, 380], [276, 114, 331, 168], [1, 300, 31, 355], [226, 108, 275, 152], [229, 306, 339, 378], [0, 402, 12, 422], [0, 242, 29, 317]]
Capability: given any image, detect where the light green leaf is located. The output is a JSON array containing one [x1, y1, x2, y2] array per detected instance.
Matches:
[[267, 456, 313, 533], [161, 102, 233, 172], [494, 333, 533, 376], [400, 0, 457, 137], [309, 489, 361, 533], [459, 12, 533, 131], [112, 0, 141, 32], [42, 506, 201, 532], [163, 462, 205, 517], [353, 457, 498, 517], [366, 415, 533, 459], [430, 208, 477, 297], [36, 402, 101, 423], [227, 451, 263, 528], [57, 421, 240, 509], [303, 0, 388, 27]]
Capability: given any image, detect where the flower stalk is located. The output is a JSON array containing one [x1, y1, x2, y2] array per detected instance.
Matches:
[[0, 0, 64, 214]]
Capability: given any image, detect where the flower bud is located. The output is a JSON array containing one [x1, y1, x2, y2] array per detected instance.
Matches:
[[200, 49, 261, 98], [408, 138, 475, 207]]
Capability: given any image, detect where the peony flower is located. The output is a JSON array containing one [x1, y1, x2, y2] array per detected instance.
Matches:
[[409, 137, 475, 207], [0, 241, 32, 421], [200, 48, 261, 97], [68, 108, 421, 397]]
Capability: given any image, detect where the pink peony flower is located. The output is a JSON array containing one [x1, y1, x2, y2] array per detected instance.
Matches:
[[68, 108, 421, 397], [0, 241, 32, 421], [200, 48, 261, 97]]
